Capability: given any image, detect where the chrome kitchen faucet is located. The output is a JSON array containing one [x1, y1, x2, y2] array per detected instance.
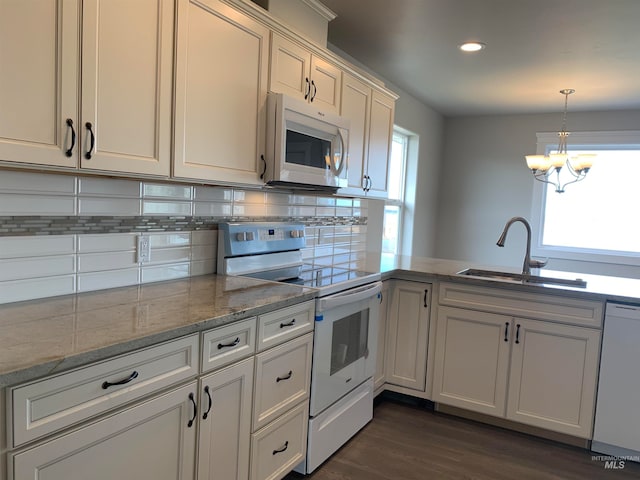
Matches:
[[496, 216, 548, 276]]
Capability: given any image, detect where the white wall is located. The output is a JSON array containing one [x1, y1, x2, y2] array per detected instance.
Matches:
[[435, 109, 640, 277]]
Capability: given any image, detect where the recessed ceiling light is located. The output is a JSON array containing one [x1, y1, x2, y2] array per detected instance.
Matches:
[[459, 42, 486, 52]]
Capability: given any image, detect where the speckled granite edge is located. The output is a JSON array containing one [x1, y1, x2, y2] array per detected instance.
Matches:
[[375, 255, 640, 305], [0, 282, 316, 388]]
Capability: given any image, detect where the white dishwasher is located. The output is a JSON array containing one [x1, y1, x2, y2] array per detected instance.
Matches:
[[592, 302, 640, 459]]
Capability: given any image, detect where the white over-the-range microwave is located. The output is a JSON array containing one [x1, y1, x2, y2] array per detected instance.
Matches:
[[264, 92, 350, 192]]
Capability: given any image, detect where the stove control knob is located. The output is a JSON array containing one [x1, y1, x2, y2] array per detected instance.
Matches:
[[290, 230, 305, 238], [246, 231, 255, 241], [297, 229, 305, 238], [235, 232, 246, 241]]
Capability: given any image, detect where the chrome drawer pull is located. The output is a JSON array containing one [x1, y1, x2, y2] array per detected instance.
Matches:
[[276, 370, 293, 382], [101, 370, 139, 389], [272, 441, 289, 455], [280, 318, 296, 328], [218, 337, 240, 349]]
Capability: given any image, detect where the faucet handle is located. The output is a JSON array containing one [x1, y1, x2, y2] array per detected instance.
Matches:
[[529, 258, 548, 269]]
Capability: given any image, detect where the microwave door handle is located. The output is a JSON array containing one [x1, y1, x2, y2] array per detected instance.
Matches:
[[331, 129, 347, 177]]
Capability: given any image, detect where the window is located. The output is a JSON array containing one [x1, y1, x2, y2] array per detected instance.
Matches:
[[382, 131, 408, 255], [531, 131, 640, 268]]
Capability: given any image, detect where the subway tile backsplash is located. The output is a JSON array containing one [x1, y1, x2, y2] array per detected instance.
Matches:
[[0, 172, 368, 304]]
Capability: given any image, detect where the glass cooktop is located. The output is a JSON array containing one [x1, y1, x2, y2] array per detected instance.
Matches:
[[283, 265, 380, 296]]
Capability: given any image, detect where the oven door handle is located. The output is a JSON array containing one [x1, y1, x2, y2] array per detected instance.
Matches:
[[317, 281, 382, 312]]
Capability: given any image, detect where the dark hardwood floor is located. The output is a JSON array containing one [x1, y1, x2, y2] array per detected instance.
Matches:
[[286, 399, 640, 480]]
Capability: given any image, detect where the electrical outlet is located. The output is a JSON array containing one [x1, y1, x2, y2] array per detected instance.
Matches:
[[137, 235, 151, 263]]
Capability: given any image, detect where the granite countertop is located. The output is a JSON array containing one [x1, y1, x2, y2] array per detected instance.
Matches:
[[0, 275, 316, 387], [372, 254, 640, 304], [4, 255, 640, 388]]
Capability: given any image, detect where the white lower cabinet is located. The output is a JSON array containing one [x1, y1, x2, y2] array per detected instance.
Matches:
[[373, 281, 390, 392], [5, 300, 315, 480], [197, 357, 254, 480], [250, 401, 308, 480], [385, 281, 431, 392], [505, 318, 600, 437], [433, 284, 602, 438], [432, 306, 511, 416], [10, 381, 198, 480]]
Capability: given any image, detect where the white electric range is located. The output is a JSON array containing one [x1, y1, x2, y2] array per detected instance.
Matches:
[[217, 222, 381, 474]]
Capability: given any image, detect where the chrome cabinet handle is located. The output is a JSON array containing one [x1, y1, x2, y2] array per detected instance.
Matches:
[[218, 337, 240, 349], [65, 118, 76, 157], [276, 370, 293, 382], [187, 392, 197, 427], [280, 318, 296, 328], [272, 441, 289, 455], [504, 322, 510, 342], [202, 386, 213, 420], [85, 122, 95, 159], [102, 370, 138, 389]]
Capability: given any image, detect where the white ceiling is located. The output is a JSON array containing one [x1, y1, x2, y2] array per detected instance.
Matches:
[[320, 0, 640, 116]]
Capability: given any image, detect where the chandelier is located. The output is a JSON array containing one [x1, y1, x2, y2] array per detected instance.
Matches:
[[525, 89, 595, 193]]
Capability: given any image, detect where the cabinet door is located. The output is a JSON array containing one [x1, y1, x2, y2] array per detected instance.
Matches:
[[385, 281, 430, 391], [11, 382, 197, 480], [506, 319, 600, 437], [198, 358, 254, 480], [374, 281, 390, 392], [80, 0, 173, 176], [432, 306, 511, 417], [340, 72, 370, 195], [365, 89, 394, 198], [0, 0, 79, 168], [269, 33, 312, 102], [309, 56, 341, 114], [174, 0, 268, 184]]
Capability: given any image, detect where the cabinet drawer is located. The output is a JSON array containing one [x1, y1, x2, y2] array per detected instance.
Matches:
[[257, 301, 314, 352], [201, 317, 256, 373], [10, 381, 198, 480], [250, 400, 308, 480], [253, 333, 312, 431], [439, 282, 604, 328], [10, 334, 199, 447]]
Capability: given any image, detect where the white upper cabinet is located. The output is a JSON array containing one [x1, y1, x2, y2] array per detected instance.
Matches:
[[173, 0, 269, 185], [340, 73, 371, 194], [0, 0, 173, 176], [269, 33, 341, 114], [366, 89, 394, 197], [0, 0, 79, 168], [80, 0, 174, 176], [340, 72, 395, 198]]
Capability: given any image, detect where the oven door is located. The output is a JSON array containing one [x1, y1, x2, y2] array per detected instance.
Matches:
[[310, 282, 382, 417]]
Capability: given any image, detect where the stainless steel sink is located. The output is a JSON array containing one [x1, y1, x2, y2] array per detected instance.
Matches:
[[456, 268, 587, 288]]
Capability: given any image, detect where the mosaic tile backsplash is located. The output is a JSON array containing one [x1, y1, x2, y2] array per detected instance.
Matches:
[[0, 171, 368, 304]]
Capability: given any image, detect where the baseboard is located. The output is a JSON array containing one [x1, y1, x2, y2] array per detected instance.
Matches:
[[435, 403, 590, 449]]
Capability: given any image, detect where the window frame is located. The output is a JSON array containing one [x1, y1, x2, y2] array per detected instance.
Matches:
[[382, 129, 409, 255], [530, 130, 640, 267]]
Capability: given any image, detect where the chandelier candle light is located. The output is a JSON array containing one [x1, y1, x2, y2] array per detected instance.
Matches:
[[525, 89, 595, 193]]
